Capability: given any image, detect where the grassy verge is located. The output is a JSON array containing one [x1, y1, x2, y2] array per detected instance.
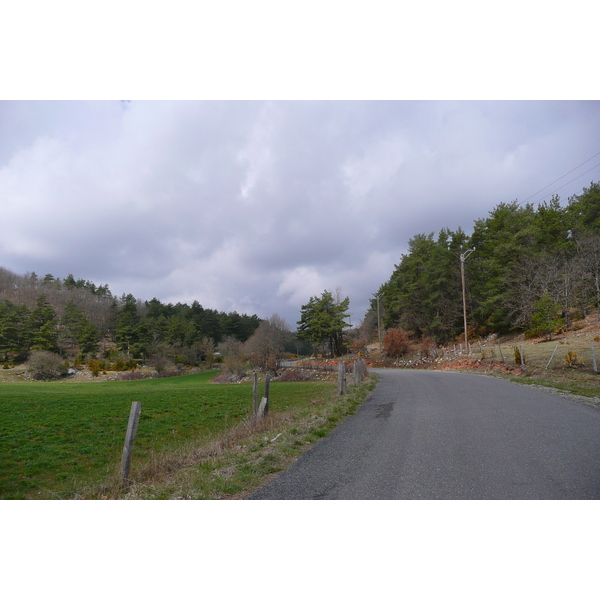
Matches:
[[423, 338, 600, 406], [504, 372, 600, 407], [85, 375, 378, 500], [0, 370, 377, 499]]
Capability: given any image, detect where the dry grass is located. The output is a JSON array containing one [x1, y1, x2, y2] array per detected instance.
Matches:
[[76, 375, 376, 500], [427, 313, 600, 402], [84, 413, 289, 499]]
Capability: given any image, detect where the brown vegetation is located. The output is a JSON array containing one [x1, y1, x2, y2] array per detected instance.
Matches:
[[382, 328, 410, 357]]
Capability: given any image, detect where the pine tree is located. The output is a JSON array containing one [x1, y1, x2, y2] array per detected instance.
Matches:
[[528, 293, 563, 340], [297, 290, 350, 357], [26, 295, 59, 352]]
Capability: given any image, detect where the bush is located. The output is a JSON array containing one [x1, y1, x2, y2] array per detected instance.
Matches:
[[111, 357, 137, 371], [528, 293, 563, 341], [218, 336, 246, 377], [88, 359, 104, 377], [409, 336, 436, 358], [513, 346, 526, 365], [149, 353, 176, 376], [223, 354, 246, 378], [27, 351, 68, 381], [278, 369, 316, 382], [382, 328, 410, 357], [564, 351, 584, 368], [118, 370, 149, 381]]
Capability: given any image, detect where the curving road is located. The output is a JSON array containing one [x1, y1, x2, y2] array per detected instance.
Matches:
[[248, 369, 600, 499]]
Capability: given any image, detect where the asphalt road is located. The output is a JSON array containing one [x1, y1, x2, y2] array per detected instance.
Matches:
[[248, 369, 600, 499]]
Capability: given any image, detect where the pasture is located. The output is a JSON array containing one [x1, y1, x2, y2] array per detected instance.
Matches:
[[0, 371, 337, 499]]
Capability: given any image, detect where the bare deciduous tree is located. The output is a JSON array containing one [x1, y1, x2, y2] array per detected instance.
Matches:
[[244, 314, 290, 374], [576, 233, 600, 320], [218, 336, 246, 377]]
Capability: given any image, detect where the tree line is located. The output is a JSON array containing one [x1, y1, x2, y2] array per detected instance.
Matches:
[[0, 262, 355, 375], [367, 181, 600, 347], [0, 268, 261, 365]]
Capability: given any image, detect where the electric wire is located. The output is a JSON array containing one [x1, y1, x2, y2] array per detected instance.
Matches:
[[533, 161, 600, 203], [520, 150, 600, 206]]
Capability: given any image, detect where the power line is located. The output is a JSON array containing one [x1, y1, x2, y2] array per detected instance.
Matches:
[[531, 161, 600, 205], [521, 150, 600, 205]]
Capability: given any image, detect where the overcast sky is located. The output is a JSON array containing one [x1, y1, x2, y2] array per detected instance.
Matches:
[[2, 2, 599, 329], [1, 100, 599, 326], [4, 1, 600, 584]]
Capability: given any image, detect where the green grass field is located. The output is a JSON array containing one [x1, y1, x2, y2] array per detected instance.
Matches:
[[0, 371, 336, 499]]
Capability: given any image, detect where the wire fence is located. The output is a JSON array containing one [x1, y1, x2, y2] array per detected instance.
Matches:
[[279, 338, 600, 376], [277, 359, 362, 374], [434, 338, 600, 375]]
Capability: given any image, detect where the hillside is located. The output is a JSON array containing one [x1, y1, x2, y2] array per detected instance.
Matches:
[[0, 266, 261, 367], [358, 312, 600, 404], [366, 182, 600, 348]]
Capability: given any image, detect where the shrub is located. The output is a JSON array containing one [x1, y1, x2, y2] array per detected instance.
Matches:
[[410, 336, 436, 358], [278, 369, 316, 382], [88, 359, 104, 377], [148, 353, 177, 376], [118, 370, 148, 381], [382, 328, 410, 357], [218, 336, 246, 377], [223, 354, 246, 378], [111, 357, 137, 371], [564, 351, 584, 368], [154, 369, 183, 379], [513, 346, 526, 365], [350, 337, 367, 354], [528, 293, 563, 341], [27, 351, 68, 381]]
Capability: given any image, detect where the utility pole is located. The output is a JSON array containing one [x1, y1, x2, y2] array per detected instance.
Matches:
[[375, 293, 383, 354], [460, 248, 475, 353]]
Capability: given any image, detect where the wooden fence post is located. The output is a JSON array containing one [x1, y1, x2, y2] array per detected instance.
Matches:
[[497, 342, 505, 363], [353, 359, 364, 386], [265, 373, 271, 405], [545, 344, 559, 370], [337, 361, 346, 396], [592, 343, 598, 374], [519, 344, 525, 367], [120, 401, 141, 483], [257, 373, 271, 418], [252, 372, 259, 415], [344, 362, 348, 394]]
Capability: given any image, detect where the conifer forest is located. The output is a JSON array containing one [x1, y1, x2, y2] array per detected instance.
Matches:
[[368, 182, 600, 345]]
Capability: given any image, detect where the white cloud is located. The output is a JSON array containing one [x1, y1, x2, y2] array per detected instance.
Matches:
[[237, 103, 277, 201], [341, 134, 410, 200], [277, 266, 331, 308], [0, 100, 599, 327]]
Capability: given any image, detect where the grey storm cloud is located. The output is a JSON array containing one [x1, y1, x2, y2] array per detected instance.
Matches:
[[1, 100, 599, 327]]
